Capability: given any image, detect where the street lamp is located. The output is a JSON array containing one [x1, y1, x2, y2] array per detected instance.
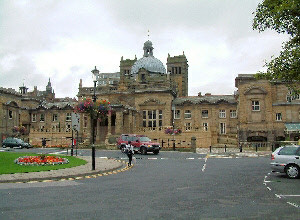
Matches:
[[91, 66, 99, 170]]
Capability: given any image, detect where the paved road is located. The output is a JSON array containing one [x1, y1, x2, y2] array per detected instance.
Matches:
[[0, 149, 299, 219]]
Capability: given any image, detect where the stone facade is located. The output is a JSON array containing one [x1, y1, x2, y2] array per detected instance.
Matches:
[[1, 41, 299, 149], [235, 74, 300, 147]]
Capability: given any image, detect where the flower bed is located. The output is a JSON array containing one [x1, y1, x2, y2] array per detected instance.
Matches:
[[14, 155, 69, 166]]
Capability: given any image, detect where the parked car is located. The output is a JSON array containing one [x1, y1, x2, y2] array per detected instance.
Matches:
[[270, 145, 300, 179], [2, 137, 32, 149], [117, 134, 161, 154]]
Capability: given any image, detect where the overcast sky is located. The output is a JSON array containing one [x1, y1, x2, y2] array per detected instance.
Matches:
[[0, 0, 288, 98]]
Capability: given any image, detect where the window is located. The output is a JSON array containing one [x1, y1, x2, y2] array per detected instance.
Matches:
[[83, 114, 88, 128], [40, 113, 45, 122], [202, 110, 208, 118], [148, 110, 156, 127], [142, 110, 162, 128], [174, 110, 181, 119], [159, 110, 163, 127], [185, 122, 191, 131], [219, 110, 226, 118], [8, 110, 13, 119], [252, 101, 260, 111], [220, 123, 226, 134], [66, 113, 72, 121], [203, 122, 208, 131], [32, 113, 36, 122], [52, 113, 58, 122], [286, 90, 300, 102], [276, 113, 282, 121], [184, 110, 192, 119], [279, 147, 298, 155], [230, 110, 237, 118], [66, 124, 71, 132]]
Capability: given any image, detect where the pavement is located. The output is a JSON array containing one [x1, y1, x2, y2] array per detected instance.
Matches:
[[0, 156, 129, 184]]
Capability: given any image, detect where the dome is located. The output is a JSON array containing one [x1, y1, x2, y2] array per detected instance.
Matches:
[[131, 56, 166, 75], [131, 40, 166, 75]]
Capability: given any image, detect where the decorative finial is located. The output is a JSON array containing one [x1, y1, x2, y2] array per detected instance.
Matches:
[[147, 30, 150, 40]]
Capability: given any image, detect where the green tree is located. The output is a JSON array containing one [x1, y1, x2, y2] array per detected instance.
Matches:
[[253, 0, 300, 86]]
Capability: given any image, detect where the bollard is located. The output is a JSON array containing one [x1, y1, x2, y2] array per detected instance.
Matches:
[[225, 145, 227, 152], [173, 140, 176, 151], [210, 146, 212, 153], [239, 144, 242, 152], [191, 137, 196, 153], [162, 140, 164, 148], [271, 144, 274, 152], [256, 144, 258, 152]]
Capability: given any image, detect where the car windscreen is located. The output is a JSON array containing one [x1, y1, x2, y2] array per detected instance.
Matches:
[[279, 147, 298, 155], [139, 137, 151, 142]]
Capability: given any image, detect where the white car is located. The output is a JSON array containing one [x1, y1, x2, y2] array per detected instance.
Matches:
[[271, 145, 300, 179]]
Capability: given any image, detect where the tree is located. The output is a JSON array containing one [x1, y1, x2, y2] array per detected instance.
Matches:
[[252, 0, 300, 88]]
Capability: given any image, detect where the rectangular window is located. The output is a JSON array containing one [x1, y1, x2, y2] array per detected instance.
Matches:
[[230, 110, 237, 118], [276, 113, 282, 121], [159, 110, 163, 127], [52, 113, 58, 122], [32, 113, 37, 122], [66, 113, 72, 121], [252, 101, 260, 111], [202, 110, 208, 118], [203, 122, 208, 131], [148, 110, 156, 128], [219, 110, 226, 118], [66, 124, 71, 132], [143, 110, 147, 127], [185, 122, 191, 131], [83, 115, 88, 128], [220, 123, 226, 134], [8, 110, 13, 119], [40, 113, 45, 122], [174, 110, 181, 119], [184, 110, 192, 119]]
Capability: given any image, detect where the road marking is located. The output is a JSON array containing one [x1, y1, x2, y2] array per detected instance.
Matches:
[[148, 158, 157, 160], [287, 202, 300, 208], [99, 157, 108, 159], [161, 158, 168, 159], [278, 195, 300, 197], [186, 158, 194, 160], [267, 187, 271, 191]]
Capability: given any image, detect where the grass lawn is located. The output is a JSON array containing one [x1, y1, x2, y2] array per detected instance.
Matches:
[[0, 152, 87, 175]]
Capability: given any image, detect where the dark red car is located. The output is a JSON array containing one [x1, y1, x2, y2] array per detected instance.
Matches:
[[117, 134, 161, 155]]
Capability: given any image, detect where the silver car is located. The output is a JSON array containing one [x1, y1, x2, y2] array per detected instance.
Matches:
[[271, 145, 300, 179]]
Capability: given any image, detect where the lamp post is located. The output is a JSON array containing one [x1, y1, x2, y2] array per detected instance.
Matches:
[[91, 66, 99, 170]]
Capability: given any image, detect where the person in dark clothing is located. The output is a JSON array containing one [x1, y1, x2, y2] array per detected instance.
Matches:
[[126, 141, 134, 166]]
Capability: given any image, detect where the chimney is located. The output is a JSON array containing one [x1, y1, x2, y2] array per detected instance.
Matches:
[[205, 93, 211, 96]]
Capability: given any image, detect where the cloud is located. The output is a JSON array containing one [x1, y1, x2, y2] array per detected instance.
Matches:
[[0, 0, 288, 98]]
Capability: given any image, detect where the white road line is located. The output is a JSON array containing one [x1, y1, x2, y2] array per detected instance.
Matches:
[[275, 194, 282, 199], [287, 202, 300, 208], [161, 158, 168, 159], [186, 158, 194, 160], [148, 158, 157, 160], [202, 164, 206, 172], [267, 187, 271, 191], [99, 157, 108, 159], [278, 195, 300, 197]]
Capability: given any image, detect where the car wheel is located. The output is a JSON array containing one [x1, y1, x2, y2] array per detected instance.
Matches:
[[121, 146, 126, 153], [153, 150, 159, 155], [141, 147, 147, 155], [2, 145, 6, 148], [285, 164, 300, 179]]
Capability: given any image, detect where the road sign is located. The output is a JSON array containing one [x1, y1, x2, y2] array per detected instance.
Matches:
[[72, 112, 80, 132]]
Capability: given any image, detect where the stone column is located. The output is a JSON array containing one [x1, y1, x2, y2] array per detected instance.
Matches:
[[105, 112, 112, 145], [96, 119, 100, 143], [115, 111, 123, 134]]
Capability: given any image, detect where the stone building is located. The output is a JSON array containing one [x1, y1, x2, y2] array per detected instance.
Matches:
[[1, 40, 299, 149], [235, 74, 300, 147]]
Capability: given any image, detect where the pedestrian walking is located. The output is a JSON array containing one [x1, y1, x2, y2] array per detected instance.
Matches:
[[126, 141, 134, 166]]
